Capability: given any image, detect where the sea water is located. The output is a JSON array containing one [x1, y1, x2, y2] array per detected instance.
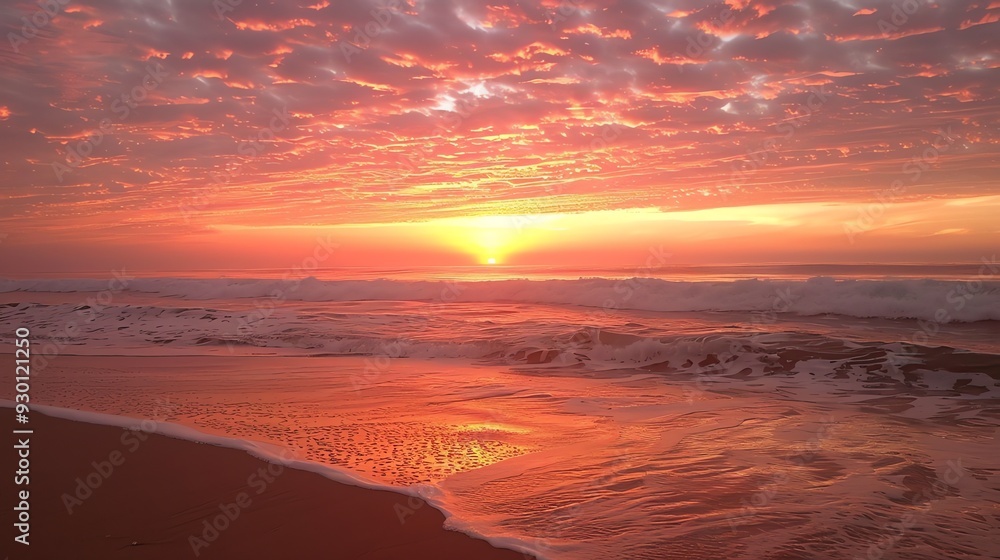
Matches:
[[2, 266, 998, 559]]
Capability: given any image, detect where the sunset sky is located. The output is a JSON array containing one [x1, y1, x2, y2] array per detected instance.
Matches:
[[1, 0, 997, 272]]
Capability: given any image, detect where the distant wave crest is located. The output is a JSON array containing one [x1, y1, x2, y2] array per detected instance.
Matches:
[[1, 275, 998, 322]]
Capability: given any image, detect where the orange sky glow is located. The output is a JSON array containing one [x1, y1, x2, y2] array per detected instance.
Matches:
[[1, 0, 997, 272]]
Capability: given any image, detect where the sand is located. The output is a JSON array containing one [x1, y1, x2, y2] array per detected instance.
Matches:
[[6, 412, 533, 559]]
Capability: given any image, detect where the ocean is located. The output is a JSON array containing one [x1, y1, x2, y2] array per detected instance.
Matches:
[[2, 264, 998, 559]]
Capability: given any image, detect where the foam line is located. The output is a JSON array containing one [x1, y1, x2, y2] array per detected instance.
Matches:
[[0, 401, 548, 560]]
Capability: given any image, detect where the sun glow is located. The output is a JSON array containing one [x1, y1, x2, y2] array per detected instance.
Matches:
[[431, 214, 562, 265]]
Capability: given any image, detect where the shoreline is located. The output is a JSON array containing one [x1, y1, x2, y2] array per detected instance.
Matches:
[[5, 407, 536, 559]]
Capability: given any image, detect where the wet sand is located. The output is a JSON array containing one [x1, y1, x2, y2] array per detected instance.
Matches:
[[6, 412, 533, 559]]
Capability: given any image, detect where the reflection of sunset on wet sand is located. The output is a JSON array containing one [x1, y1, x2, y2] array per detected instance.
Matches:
[[2, 0, 999, 558]]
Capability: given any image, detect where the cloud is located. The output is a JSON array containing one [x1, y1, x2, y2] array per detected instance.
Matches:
[[0, 0, 997, 240]]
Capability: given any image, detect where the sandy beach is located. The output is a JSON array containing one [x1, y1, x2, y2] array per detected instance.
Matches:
[[7, 412, 533, 559], [4, 0, 999, 554]]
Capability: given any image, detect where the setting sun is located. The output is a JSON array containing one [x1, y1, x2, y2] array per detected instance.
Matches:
[[3, 1, 999, 559]]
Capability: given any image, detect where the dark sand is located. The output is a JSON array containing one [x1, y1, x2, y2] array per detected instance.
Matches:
[[6, 412, 533, 559]]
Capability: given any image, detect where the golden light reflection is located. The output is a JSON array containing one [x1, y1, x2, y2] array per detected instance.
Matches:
[[454, 422, 530, 434]]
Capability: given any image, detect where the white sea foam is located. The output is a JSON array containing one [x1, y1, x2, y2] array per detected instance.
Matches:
[[2, 276, 997, 322], [0, 400, 549, 560]]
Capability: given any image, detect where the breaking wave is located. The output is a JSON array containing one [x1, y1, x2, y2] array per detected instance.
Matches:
[[2, 275, 998, 322]]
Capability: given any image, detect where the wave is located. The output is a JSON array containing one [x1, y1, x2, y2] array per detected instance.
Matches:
[[6, 298, 999, 399], [0, 401, 546, 559], [2, 275, 998, 322]]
